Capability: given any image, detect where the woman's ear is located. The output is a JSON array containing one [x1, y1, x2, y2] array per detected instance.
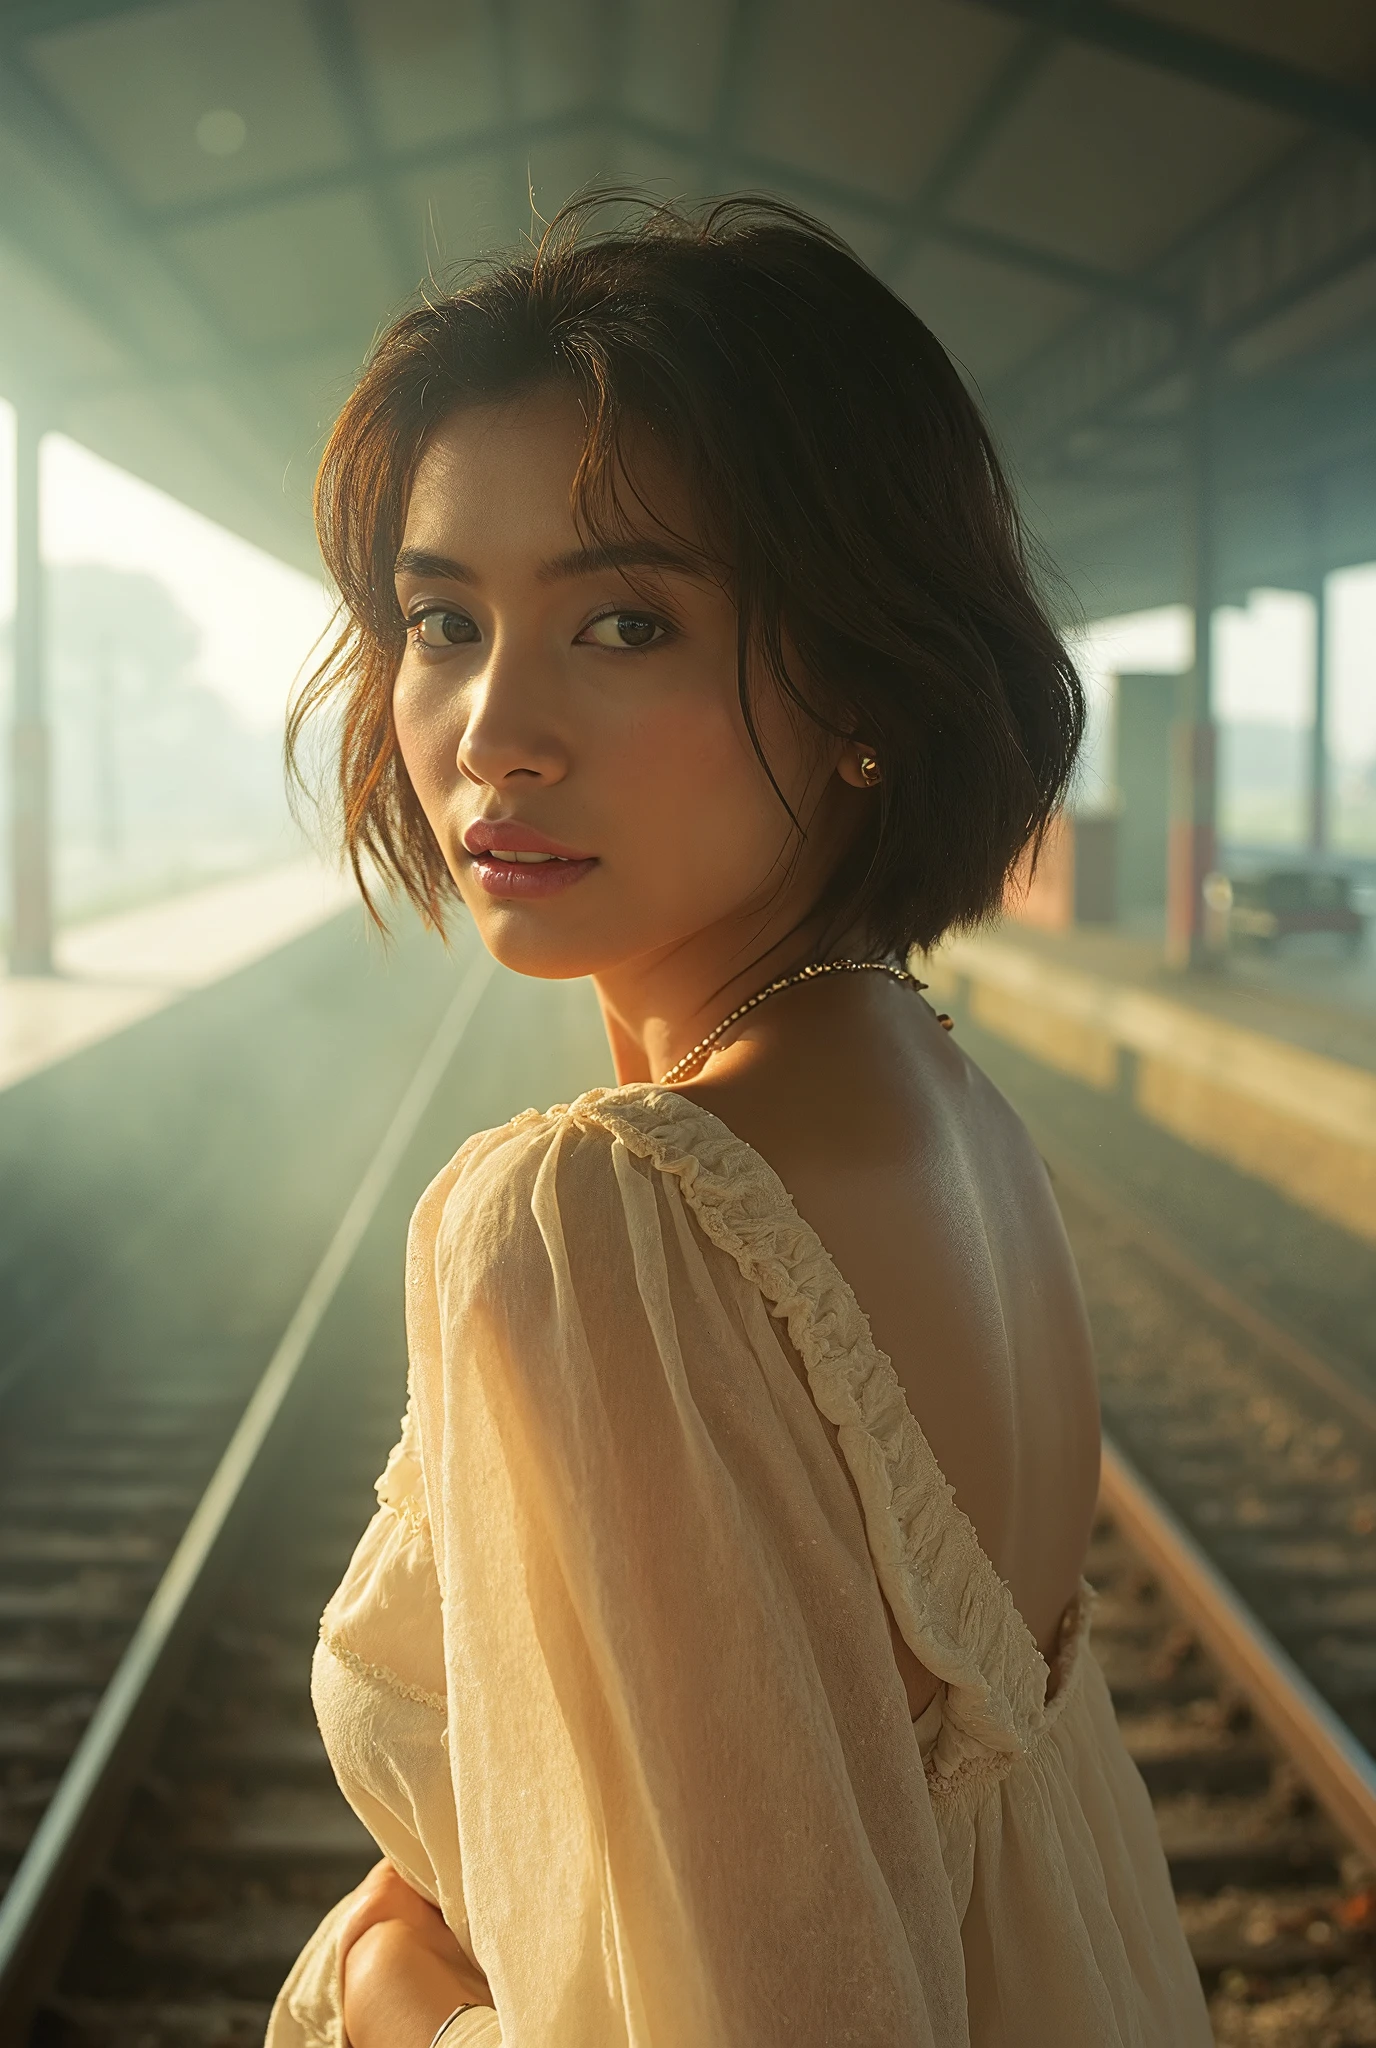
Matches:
[[837, 746, 882, 789]]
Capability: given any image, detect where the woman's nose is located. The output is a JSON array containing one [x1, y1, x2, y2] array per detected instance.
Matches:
[[456, 648, 568, 788]]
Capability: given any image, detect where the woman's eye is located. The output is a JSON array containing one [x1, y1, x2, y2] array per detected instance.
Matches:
[[411, 609, 478, 649], [580, 611, 667, 651]]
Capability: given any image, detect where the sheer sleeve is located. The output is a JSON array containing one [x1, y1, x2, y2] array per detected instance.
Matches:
[[405, 1104, 968, 2048]]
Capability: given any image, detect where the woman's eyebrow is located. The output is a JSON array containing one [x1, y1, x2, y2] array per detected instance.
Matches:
[[536, 541, 709, 583], [393, 539, 711, 585], [394, 546, 472, 582]]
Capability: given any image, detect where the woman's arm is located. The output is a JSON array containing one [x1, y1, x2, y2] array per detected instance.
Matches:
[[338, 1859, 493, 2048], [405, 1113, 958, 2045]]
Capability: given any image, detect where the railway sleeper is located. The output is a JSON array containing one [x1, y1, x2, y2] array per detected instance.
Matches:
[[1179, 1883, 1374, 1985]]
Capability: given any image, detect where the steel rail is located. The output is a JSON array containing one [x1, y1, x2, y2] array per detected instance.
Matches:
[[0, 950, 495, 2031], [1039, 1134, 1376, 1858], [1100, 1432, 1376, 1867]]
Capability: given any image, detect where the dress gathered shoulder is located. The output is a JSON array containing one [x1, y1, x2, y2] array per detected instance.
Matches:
[[265, 1083, 1212, 2048]]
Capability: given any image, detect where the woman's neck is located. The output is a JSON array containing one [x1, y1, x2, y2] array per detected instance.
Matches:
[[592, 913, 885, 1087]]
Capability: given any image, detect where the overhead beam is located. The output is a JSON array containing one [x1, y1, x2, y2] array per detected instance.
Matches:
[[964, 0, 1376, 143], [15, 0, 1376, 547], [681, 125, 1170, 304], [136, 94, 1169, 317], [1019, 356, 1376, 626], [0, 38, 308, 457], [700, 0, 763, 200], [0, 154, 302, 519], [995, 137, 1376, 457], [927, 215, 1174, 304], [881, 24, 1059, 278], [142, 111, 592, 234], [303, 0, 422, 305], [1035, 338, 1376, 501]]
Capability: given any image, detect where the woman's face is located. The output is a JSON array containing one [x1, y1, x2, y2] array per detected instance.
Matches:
[[391, 383, 866, 984]]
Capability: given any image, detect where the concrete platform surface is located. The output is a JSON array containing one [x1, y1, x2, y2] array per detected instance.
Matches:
[[0, 861, 360, 1094], [980, 919, 1376, 1076], [925, 919, 1376, 1247]]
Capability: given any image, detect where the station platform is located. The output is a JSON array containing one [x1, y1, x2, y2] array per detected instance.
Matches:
[[971, 918, 1376, 1074], [0, 860, 360, 1094], [923, 919, 1376, 1249]]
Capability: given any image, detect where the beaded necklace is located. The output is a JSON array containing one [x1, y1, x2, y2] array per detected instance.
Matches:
[[658, 957, 953, 1086]]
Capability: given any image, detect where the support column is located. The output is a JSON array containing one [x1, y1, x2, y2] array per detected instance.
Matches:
[[8, 405, 51, 975], [1166, 346, 1222, 972], [1308, 569, 1329, 856]]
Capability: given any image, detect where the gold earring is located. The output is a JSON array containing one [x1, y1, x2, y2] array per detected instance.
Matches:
[[858, 751, 882, 787]]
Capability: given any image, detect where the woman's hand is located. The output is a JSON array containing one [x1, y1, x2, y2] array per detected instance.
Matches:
[[338, 1858, 492, 2047]]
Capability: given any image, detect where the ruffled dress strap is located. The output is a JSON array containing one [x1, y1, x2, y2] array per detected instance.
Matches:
[[562, 1081, 1055, 1790]]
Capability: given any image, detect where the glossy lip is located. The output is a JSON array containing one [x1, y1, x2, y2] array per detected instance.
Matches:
[[461, 816, 599, 901], [468, 852, 598, 900], [463, 818, 594, 860]]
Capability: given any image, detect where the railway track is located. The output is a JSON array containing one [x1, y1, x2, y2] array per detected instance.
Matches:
[[0, 952, 498, 2037], [26, 1334, 402, 2047], [1047, 1148, 1376, 1766], [1, 1042, 1373, 2042], [0, 1372, 246, 1881], [0, 910, 491, 1906], [22, 1462, 1376, 2048]]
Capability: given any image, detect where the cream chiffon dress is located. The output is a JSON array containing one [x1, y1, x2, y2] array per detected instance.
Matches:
[[265, 1083, 1212, 2048]]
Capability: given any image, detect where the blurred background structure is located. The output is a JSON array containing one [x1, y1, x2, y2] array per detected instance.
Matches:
[[2, 8, 1376, 2046], [3, 0, 1376, 972]]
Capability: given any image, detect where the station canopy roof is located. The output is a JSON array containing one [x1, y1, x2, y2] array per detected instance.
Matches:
[[4, 0, 1376, 617]]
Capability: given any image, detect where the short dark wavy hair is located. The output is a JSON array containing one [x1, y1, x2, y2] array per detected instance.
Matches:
[[289, 191, 1084, 957]]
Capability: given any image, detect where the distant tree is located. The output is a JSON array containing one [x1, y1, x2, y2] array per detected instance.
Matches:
[[46, 563, 201, 703], [1, 564, 292, 915]]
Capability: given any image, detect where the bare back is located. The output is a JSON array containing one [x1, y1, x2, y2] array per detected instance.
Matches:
[[677, 974, 1101, 1720]]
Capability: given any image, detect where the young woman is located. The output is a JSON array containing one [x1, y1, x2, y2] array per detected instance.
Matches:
[[267, 197, 1212, 2047]]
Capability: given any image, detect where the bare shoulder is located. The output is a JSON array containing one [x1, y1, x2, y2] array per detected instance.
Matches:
[[673, 973, 1057, 1314], [675, 974, 1100, 1644]]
